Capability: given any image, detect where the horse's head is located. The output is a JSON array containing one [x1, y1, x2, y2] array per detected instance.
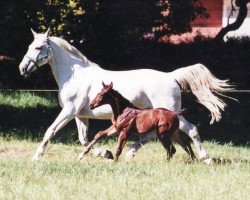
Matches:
[[90, 82, 113, 110], [19, 28, 53, 77]]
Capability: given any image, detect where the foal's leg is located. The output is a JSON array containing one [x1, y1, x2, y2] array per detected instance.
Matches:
[[172, 130, 196, 160], [78, 125, 117, 159], [178, 115, 212, 164], [158, 135, 173, 161], [114, 132, 127, 162], [155, 128, 174, 161]]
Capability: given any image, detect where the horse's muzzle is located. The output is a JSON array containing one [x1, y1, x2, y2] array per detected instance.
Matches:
[[20, 66, 30, 78]]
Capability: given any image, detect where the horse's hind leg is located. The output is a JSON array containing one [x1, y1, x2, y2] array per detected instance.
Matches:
[[75, 117, 89, 146], [125, 131, 157, 161], [178, 115, 212, 164]]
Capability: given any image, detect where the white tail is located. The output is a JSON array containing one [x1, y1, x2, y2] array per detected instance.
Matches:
[[173, 63, 236, 124]]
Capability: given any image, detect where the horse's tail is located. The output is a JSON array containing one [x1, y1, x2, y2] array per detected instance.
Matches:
[[172, 63, 237, 124]]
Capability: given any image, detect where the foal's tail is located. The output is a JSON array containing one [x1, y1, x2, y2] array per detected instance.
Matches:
[[174, 108, 188, 116], [172, 63, 237, 124]]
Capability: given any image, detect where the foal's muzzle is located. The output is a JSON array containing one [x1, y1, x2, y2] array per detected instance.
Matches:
[[89, 104, 95, 110]]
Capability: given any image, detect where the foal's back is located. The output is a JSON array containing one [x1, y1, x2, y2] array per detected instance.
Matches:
[[114, 107, 179, 136], [135, 108, 179, 134]]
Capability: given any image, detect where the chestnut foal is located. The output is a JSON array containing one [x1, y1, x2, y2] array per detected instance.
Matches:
[[79, 82, 195, 162]]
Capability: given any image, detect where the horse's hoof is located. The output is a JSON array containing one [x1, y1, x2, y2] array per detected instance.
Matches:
[[125, 151, 135, 161], [204, 157, 213, 165], [31, 155, 40, 161], [102, 150, 114, 160], [78, 153, 84, 160]]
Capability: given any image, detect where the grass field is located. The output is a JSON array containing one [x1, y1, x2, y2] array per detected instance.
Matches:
[[0, 138, 249, 200], [0, 91, 249, 200]]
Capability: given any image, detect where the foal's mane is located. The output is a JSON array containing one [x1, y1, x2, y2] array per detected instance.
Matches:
[[110, 89, 138, 109], [49, 36, 89, 64]]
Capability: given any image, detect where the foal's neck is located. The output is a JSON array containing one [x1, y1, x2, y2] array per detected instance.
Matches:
[[109, 91, 137, 119]]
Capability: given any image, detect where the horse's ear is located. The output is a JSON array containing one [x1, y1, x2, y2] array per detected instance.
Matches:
[[31, 28, 38, 37], [44, 27, 51, 38]]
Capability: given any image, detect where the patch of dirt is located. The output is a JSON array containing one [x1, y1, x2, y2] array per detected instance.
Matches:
[[0, 148, 30, 158]]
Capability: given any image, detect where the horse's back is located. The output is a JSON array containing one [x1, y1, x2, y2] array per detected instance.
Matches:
[[76, 67, 182, 119]]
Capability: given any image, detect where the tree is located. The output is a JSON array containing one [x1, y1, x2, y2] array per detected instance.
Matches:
[[0, 0, 207, 88], [61, 0, 208, 45], [215, 0, 250, 41], [153, 0, 208, 39]]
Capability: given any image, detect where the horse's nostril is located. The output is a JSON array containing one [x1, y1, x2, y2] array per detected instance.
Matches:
[[22, 67, 27, 73]]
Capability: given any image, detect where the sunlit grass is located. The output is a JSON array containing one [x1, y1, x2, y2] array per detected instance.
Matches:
[[0, 91, 58, 108], [0, 137, 249, 200], [0, 92, 249, 199]]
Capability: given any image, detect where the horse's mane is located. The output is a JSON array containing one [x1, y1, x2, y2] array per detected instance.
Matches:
[[49, 36, 89, 64]]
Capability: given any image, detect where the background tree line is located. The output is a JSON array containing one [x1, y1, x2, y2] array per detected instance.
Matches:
[[0, 0, 249, 144], [0, 0, 249, 89]]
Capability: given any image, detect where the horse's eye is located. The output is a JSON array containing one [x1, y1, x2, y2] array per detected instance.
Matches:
[[35, 47, 42, 50]]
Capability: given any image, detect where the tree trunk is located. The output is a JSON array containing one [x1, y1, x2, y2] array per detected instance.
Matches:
[[215, 0, 249, 41]]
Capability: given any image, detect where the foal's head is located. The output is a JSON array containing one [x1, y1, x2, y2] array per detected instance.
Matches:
[[90, 82, 113, 110]]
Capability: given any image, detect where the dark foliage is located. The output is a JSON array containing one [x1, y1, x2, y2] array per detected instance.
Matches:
[[0, 1, 249, 144]]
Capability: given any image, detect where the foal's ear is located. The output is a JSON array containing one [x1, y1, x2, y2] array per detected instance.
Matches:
[[109, 82, 113, 89], [102, 81, 107, 87]]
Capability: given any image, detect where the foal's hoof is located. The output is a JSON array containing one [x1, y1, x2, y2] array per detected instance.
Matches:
[[102, 150, 114, 160]]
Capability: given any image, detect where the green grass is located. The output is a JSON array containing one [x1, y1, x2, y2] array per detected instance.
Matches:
[[0, 138, 249, 200], [0, 92, 249, 199], [0, 91, 58, 108]]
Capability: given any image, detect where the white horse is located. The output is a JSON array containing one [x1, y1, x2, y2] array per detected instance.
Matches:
[[19, 29, 234, 164]]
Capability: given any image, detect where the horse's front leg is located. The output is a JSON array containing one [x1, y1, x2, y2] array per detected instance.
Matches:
[[32, 107, 75, 161], [75, 117, 115, 159], [78, 125, 117, 159]]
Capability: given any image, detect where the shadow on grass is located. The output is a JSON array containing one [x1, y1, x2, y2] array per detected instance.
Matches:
[[0, 104, 78, 143], [0, 92, 249, 147], [211, 157, 250, 165]]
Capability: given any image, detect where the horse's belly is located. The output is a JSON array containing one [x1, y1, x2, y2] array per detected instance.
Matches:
[[78, 104, 113, 119]]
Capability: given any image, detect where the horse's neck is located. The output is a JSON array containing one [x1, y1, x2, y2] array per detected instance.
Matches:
[[49, 41, 91, 87]]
